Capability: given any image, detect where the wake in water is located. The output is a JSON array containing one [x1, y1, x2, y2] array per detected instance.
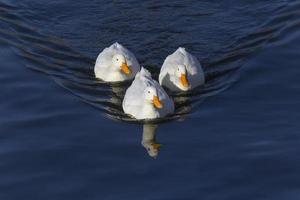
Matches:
[[0, 0, 298, 123]]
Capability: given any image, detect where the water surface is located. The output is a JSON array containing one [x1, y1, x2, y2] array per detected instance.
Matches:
[[0, 0, 300, 199]]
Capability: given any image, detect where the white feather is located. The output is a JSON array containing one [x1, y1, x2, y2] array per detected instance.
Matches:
[[159, 47, 205, 91], [94, 42, 140, 82], [123, 67, 174, 119]]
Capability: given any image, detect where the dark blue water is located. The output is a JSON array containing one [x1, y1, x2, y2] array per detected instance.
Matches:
[[1, 0, 300, 199]]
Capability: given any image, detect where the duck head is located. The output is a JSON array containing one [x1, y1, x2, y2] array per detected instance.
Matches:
[[144, 86, 163, 109], [112, 54, 131, 75], [175, 65, 190, 91]]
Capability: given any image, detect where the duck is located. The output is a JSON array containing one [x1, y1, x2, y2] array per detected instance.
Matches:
[[159, 47, 205, 91], [94, 42, 140, 82], [122, 67, 174, 120]]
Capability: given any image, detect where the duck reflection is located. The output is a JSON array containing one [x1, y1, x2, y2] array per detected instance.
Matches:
[[173, 95, 192, 122], [142, 124, 162, 158], [109, 84, 126, 105], [104, 83, 129, 120]]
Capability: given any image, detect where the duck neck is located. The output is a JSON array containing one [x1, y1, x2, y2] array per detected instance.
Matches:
[[110, 68, 125, 80], [143, 102, 158, 118]]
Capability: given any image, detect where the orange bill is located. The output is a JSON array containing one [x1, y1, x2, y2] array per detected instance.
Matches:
[[151, 143, 162, 150], [120, 63, 131, 74], [180, 73, 189, 87], [152, 95, 163, 109]]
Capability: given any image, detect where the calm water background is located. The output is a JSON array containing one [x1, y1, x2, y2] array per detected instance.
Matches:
[[1, 0, 300, 199]]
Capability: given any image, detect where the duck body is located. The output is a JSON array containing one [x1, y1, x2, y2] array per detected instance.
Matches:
[[159, 47, 205, 92], [123, 68, 174, 120], [94, 42, 140, 82]]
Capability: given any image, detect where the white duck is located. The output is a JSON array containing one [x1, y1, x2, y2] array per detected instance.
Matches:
[[122, 68, 174, 120], [94, 42, 140, 82], [159, 47, 205, 91]]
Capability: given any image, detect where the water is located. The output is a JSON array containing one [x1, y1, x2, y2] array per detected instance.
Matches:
[[0, 0, 300, 199]]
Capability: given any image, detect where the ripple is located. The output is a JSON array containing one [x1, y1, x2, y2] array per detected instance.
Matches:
[[0, 0, 297, 124]]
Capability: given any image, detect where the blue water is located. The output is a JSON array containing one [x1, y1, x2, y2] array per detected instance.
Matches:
[[1, 0, 300, 199]]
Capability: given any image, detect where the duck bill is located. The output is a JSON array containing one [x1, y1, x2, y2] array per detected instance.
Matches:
[[180, 73, 189, 87], [151, 142, 162, 150], [120, 63, 131, 75], [152, 95, 163, 109]]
